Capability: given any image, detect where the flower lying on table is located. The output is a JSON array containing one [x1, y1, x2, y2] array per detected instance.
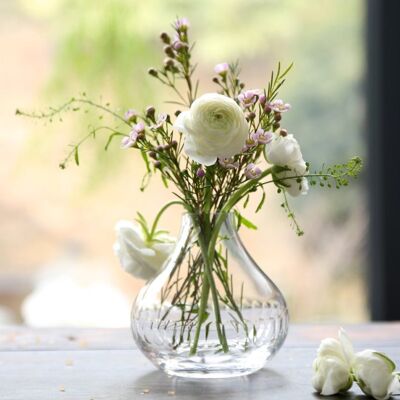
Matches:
[[312, 329, 400, 400]]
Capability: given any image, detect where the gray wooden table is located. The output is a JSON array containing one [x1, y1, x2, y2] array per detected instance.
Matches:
[[0, 324, 399, 399]]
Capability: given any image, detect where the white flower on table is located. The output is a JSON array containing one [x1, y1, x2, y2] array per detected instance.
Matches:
[[312, 329, 400, 400], [312, 329, 354, 395], [353, 350, 400, 400], [113, 220, 175, 280], [264, 131, 309, 197], [174, 93, 248, 166]]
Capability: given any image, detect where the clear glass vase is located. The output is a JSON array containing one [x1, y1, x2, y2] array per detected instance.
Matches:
[[131, 213, 288, 378]]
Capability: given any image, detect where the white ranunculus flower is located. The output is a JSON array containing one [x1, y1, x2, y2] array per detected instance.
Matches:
[[312, 329, 354, 396], [353, 350, 400, 400], [265, 133, 309, 197], [312, 356, 353, 396], [174, 93, 248, 165], [113, 220, 175, 280]]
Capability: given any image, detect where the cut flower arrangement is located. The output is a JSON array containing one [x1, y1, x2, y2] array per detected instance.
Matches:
[[18, 18, 362, 379]]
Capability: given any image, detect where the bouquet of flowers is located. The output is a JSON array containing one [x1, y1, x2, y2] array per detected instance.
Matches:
[[17, 17, 362, 377]]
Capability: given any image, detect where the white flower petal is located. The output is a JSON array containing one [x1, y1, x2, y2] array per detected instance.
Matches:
[[113, 220, 176, 281], [174, 93, 248, 165]]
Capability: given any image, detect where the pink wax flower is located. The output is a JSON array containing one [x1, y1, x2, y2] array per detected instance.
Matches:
[[121, 130, 139, 149], [251, 129, 273, 145], [244, 163, 262, 180], [269, 99, 291, 113], [151, 113, 168, 130], [124, 109, 138, 123], [238, 89, 262, 108], [218, 157, 239, 169], [134, 121, 145, 134], [174, 17, 190, 31], [214, 63, 229, 77], [121, 121, 146, 148]]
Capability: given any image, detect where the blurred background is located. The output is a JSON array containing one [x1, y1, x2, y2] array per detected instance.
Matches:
[[0, 0, 366, 327]]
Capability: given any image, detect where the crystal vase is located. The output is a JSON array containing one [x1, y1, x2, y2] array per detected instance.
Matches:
[[131, 213, 288, 378]]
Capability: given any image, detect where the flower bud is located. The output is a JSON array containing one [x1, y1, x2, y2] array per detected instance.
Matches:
[[174, 17, 189, 32], [214, 62, 229, 77], [163, 57, 175, 69], [280, 129, 288, 137], [149, 151, 157, 159], [124, 109, 138, 123], [212, 77, 219, 84], [156, 145, 164, 151], [239, 82, 245, 89], [353, 350, 399, 400], [247, 112, 256, 121], [172, 40, 187, 51], [153, 161, 162, 169], [163, 45, 175, 58], [171, 140, 178, 148], [174, 110, 181, 117], [264, 104, 272, 114], [146, 106, 156, 121], [273, 122, 280, 130], [259, 94, 267, 105], [160, 32, 170, 44], [148, 68, 158, 77], [196, 167, 205, 178], [274, 112, 282, 121]]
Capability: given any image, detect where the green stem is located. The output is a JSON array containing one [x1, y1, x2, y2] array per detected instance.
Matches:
[[198, 234, 229, 352], [149, 200, 184, 238], [189, 274, 210, 355], [208, 167, 274, 260], [189, 168, 275, 355]]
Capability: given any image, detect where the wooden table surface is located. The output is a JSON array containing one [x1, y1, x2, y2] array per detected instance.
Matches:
[[1, 323, 399, 399]]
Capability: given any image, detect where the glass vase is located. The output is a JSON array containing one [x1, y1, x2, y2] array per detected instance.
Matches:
[[131, 213, 288, 378]]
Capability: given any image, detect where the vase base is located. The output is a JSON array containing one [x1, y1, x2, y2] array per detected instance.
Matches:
[[150, 344, 274, 379], [162, 366, 263, 379]]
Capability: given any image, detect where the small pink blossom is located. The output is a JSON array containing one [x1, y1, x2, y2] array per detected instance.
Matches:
[[218, 157, 239, 169], [214, 63, 229, 76], [244, 137, 257, 150], [251, 128, 273, 145], [134, 121, 145, 134], [124, 109, 138, 122], [174, 17, 190, 31], [244, 163, 262, 179], [151, 113, 168, 130], [238, 89, 263, 108], [121, 130, 138, 149], [172, 39, 185, 51], [121, 122, 146, 148], [269, 99, 291, 113]]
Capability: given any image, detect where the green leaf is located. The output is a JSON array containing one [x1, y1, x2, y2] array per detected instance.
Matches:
[[205, 322, 212, 340], [140, 149, 151, 173], [104, 132, 124, 151], [74, 147, 79, 166], [256, 191, 266, 213], [199, 311, 209, 324], [234, 210, 257, 230]]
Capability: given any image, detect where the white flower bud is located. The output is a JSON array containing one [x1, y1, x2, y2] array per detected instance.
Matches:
[[312, 329, 354, 396], [265, 133, 309, 197], [312, 355, 353, 396], [353, 350, 400, 400], [113, 221, 175, 280]]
